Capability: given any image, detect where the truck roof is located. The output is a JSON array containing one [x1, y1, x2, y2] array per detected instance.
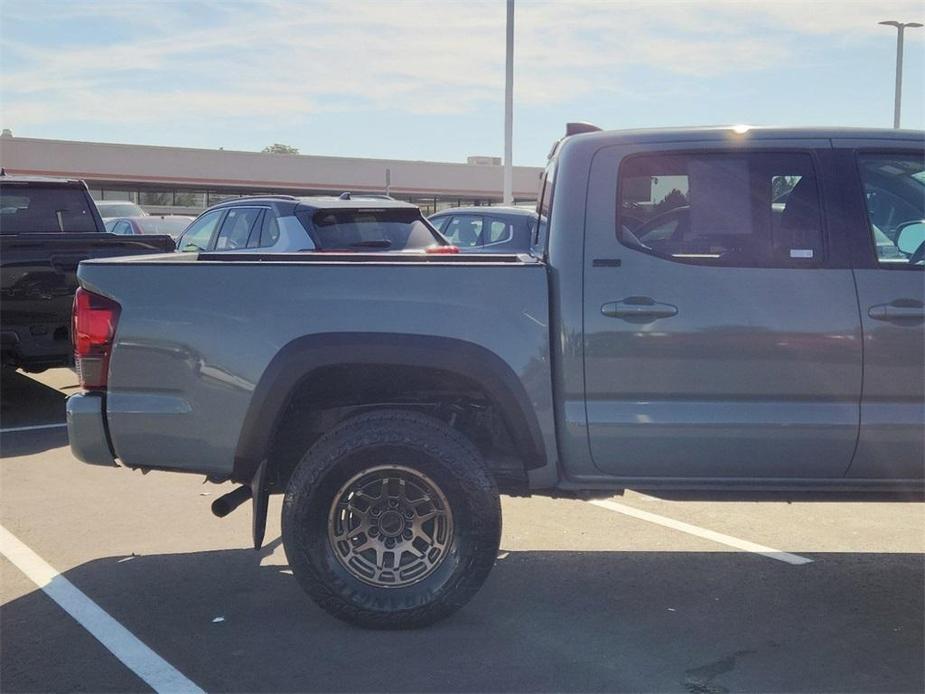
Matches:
[[551, 125, 925, 159], [0, 173, 87, 187]]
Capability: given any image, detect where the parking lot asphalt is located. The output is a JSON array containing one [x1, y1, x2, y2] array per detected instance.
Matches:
[[2, 369, 923, 693]]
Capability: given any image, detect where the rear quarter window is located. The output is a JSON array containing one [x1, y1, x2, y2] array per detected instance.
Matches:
[[0, 186, 99, 233]]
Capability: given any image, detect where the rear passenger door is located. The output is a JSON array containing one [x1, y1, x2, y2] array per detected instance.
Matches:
[[835, 143, 925, 480], [582, 141, 862, 479], [213, 207, 263, 251]]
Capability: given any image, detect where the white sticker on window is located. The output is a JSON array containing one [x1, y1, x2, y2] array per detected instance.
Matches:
[[790, 249, 814, 259]]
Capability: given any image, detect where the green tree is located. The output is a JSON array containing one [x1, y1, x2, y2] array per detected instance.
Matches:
[[262, 143, 299, 155]]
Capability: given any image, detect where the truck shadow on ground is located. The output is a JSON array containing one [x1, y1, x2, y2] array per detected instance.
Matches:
[[0, 369, 69, 457], [2, 547, 923, 693]]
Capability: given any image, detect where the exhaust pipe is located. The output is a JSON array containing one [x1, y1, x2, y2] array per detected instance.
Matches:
[[211, 485, 252, 518]]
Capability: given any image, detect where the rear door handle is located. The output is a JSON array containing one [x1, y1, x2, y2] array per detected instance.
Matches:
[[868, 300, 925, 322], [602, 297, 678, 320]]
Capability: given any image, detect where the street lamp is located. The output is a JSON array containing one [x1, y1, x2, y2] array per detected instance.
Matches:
[[879, 20, 923, 128], [503, 0, 514, 205]]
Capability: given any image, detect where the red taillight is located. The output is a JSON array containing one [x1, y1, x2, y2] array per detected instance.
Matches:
[[425, 245, 460, 254], [72, 288, 120, 389]]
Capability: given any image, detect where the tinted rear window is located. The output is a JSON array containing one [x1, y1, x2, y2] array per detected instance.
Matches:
[[0, 186, 98, 233], [299, 208, 439, 250]]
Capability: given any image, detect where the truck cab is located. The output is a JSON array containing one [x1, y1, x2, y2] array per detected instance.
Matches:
[[545, 125, 924, 488]]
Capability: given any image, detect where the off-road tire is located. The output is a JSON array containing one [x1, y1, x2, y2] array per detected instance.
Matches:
[[282, 409, 502, 629]]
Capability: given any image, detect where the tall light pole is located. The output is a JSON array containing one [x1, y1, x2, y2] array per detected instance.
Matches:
[[879, 20, 923, 128], [503, 0, 514, 205]]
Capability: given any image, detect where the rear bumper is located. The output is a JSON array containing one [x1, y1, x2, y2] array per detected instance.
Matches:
[[66, 392, 117, 466]]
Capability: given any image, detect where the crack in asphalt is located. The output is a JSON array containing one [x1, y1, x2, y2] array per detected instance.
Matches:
[[683, 649, 755, 694]]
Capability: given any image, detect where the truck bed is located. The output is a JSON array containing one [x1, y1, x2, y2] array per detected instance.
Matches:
[[75, 251, 554, 479]]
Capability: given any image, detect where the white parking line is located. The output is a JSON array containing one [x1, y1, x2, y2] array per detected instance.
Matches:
[[0, 524, 204, 694], [588, 498, 813, 565], [0, 423, 67, 433]]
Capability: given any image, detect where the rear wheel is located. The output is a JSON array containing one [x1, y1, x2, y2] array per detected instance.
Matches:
[[282, 409, 502, 629]]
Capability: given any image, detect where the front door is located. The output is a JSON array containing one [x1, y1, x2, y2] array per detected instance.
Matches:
[[583, 143, 862, 479]]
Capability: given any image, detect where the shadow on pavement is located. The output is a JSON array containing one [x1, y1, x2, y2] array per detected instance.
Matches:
[[2, 548, 923, 693], [1, 369, 68, 458]]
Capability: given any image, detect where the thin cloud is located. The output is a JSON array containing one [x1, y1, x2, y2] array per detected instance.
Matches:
[[1, 0, 921, 127]]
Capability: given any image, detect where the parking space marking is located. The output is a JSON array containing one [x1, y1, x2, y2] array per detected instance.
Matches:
[[588, 498, 813, 565], [0, 524, 204, 694], [0, 423, 67, 433]]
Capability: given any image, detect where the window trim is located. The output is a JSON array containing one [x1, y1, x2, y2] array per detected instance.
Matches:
[[853, 148, 925, 272], [256, 208, 282, 249], [534, 159, 557, 257], [614, 147, 830, 269], [246, 209, 266, 248]]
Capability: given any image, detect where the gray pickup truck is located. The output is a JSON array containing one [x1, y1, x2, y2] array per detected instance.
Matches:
[[67, 125, 925, 628]]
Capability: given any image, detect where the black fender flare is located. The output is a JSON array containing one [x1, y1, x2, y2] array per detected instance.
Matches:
[[231, 332, 547, 484]]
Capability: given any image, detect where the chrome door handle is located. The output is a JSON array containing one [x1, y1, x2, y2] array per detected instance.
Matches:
[[869, 301, 925, 322], [602, 297, 678, 320]]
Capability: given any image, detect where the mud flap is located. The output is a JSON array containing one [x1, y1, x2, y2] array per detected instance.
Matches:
[[251, 459, 269, 550]]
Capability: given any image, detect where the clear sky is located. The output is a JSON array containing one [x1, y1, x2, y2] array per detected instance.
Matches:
[[1, 0, 922, 166]]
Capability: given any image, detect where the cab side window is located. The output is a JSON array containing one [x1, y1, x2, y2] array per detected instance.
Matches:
[[178, 210, 222, 252], [617, 152, 824, 267], [857, 154, 925, 266]]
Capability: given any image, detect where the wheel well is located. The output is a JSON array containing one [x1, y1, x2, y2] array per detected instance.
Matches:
[[265, 364, 530, 495]]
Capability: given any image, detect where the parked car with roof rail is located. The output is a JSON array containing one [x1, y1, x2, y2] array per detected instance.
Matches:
[[429, 206, 538, 253], [175, 193, 451, 253], [105, 215, 194, 240]]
